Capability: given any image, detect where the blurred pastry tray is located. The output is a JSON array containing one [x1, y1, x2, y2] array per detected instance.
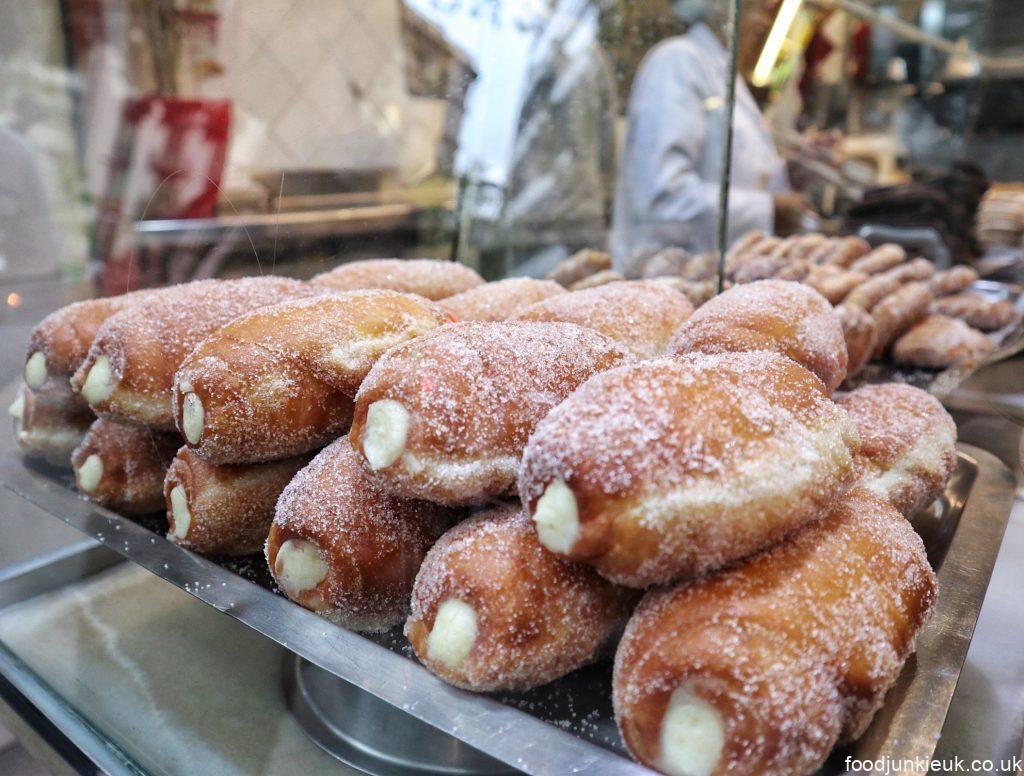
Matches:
[[0, 446, 1016, 775], [846, 279, 1024, 399]]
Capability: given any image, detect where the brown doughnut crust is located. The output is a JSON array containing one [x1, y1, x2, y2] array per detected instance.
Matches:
[[836, 383, 957, 517], [512, 280, 695, 358], [842, 273, 901, 311], [70, 418, 180, 514], [547, 249, 612, 287], [803, 266, 869, 305], [772, 259, 813, 282], [10, 384, 94, 468], [891, 315, 994, 369], [570, 269, 626, 290], [351, 321, 631, 506], [438, 277, 565, 322], [405, 503, 636, 692], [164, 447, 313, 555], [871, 282, 933, 358], [173, 290, 448, 464], [518, 353, 859, 588], [724, 231, 769, 264], [311, 259, 483, 300], [931, 292, 1021, 332], [930, 266, 979, 297], [668, 280, 848, 393], [732, 255, 787, 284], [848, 243, 906, 275], [613, 489, 935, 776], [834, 304, 877, 378], [881, 257, 935, 284], [785, 233, 830, 261], [70, 277, 318, 429], [266, 436, 454, 632], [818, 236, 870, 266]]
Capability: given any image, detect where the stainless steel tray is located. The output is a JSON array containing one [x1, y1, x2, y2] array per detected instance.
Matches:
[[0, 445, 1016, 775]]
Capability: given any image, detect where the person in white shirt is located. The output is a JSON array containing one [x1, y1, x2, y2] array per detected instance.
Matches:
[[611, 0, 813, 276]]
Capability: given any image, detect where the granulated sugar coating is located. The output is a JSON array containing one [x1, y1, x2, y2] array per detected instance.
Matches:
[[669, 279, 848, 392], [311, 259, 484, 300], [439, 277, 566, 322], [405, 503, 636, 692], [267, 436, 455, 632], [512, 280, 695, 359], [518, 352, 859, 588], [350, 321, 631, 505], [71, 276, 317, 429], [172, 290, 448, 463], [613, 489, 936, 776], [835, 383, 957, 517], [891, 314, 995, 369]]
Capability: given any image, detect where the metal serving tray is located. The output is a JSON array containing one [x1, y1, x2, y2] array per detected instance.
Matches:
[[0, 445, 1016, 775]]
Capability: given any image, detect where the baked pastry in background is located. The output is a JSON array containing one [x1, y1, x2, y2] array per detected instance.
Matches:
[[842, 273, 901, 311], [405, 503, 634, 692], [547, 249, 612, 288], [438, 277, 564, 322], [613, 489, 935, 776], [519, 353, 859, 588], [931, 292, 1020, 332], [803, 266, 868, 304], [311, 258, 483, 300], [513, 281, 694, 359], [165, 448, 312, 555], [9, 385, 93, 468], [570, 269, 625, 290], [930, 266, 978, 297], [173, 290, 447, 464], [833, 304, 877, 378], [266, 436, 453, 632], [836, 383, 957, 517], [350, 321, 630, 506], [71, 277, 316, 429], [891, 315, 995, 369], [71, 418, 180, 514], [848, 243, 906, 275], [669, 279, 848, 392], [882, 257, 935, 284], [870, 281, 933, 358]]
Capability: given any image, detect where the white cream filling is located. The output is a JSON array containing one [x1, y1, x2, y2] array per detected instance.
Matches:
[[362, 399, 409, 470], [181, 392, 204, 445], [274, 539, 329, 598], [426, 599, 477, 670], [8, 394, 25, 425], [659, 684, 725, 776], [532, 479, 580, 554], [76, 454, 104, 494], [24, 352, 47, 390], [863, 425, 956, 506], [80, 355, 116, 404], [169, 485, 191, 539]]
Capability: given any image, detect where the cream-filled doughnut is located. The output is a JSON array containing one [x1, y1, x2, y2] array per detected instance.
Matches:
[[173, 290, 448, 464], [613, 489, 935, 776], [164, 447, 312, 555], [519, 352, 859, 588], [350, 321, 630, 506], [70, 418, 180, 514], [311, 258, 483, 300], [266, 436, 454, 632], [405, 503, 635, 692], [512, 280, 695, 358], [668, 280, 848, 392], [10, 384, 94, 468], [438, 277, 565, 321], [70, 277, 317, 429], [835, 383, 957, 517]]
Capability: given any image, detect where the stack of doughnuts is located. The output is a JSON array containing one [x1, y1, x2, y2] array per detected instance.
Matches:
[[15, 262, 963, 775]]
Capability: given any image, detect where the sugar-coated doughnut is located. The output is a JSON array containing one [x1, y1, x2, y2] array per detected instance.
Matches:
[[891, 315, 994, 369], [613, 489, 935, 776], [311, 259, 483, 300], [931, 292, 1020, 332], [519, 353, 859, 588], [871, 281, 933, 358], [71, 418, 180, 514], [834, 304, 877, 378], [842, 273, 900, 311], [266, 436, 454, 632], [881, 257, 934, 284], [9, 384, 93, 468], [930, 266, 978, 297], [71, 277, 317, 429], [173, 290, 448, 464], [817, 235, 870, 266], [803, 266, 868, 304], [438, 277, 565, 322], [570, 269, 625, 290], [350, 321, 630, 506], [669, 280, 848, 393], [165, 447, 312, 555], [405, 503, 635, 692], [848, 243, 906, 274], [731, 255, 786, 284], [547, 249, 612, 287], [772, 259, 812, 281], [836, 383, 957, 516], [513, 281, 694, 358]]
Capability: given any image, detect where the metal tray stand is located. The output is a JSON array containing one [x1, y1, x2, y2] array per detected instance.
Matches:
[[0, 444, 1016, 775]]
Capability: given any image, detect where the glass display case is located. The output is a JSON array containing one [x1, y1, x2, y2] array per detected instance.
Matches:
[[2, 1, 1024, 774]]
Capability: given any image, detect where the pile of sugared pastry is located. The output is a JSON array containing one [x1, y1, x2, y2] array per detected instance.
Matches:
[[12, 259, 958, 776]]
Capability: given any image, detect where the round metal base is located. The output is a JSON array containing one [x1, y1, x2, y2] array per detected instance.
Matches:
[[283, 654, 514, 775]]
